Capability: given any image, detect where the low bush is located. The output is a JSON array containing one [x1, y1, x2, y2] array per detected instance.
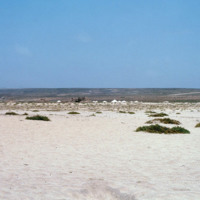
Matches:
[[68, 111, 80, 114], [26, 115, 50, 121], [195, 123, 200, 128], [136, 124, 190, 134], [128, 112, 135, 114], [5, 112, 18, 115], [149, 112, 168, 117], [119, 111, 126, 113], [170, 126, 190, 133], [146, 118, 180, 125], [145, 111, 156, 114], [96, 111, 102, 114]]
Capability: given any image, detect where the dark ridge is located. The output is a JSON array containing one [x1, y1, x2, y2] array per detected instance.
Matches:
[[0, 88, 200, 102]]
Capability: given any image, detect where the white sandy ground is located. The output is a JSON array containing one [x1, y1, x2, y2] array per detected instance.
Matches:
[[0, 106, 200, 200]]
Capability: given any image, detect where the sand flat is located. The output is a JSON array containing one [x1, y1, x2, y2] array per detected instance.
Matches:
[[0, 105, 200, 200]]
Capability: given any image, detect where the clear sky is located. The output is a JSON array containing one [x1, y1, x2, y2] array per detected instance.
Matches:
[[0, 0, 200, 88]]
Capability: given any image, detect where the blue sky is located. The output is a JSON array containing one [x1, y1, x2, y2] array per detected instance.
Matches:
[[0, 0, 200, 88]]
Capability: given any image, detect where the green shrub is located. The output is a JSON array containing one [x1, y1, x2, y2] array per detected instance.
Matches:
[[23, 112, 28, 115], [68, 111, 80, 114], [146, 118, 180, 125], [136, 124, 190, 134], [149, 112, 168, 117], [136, 124, 170, 133], [145, 111, 156, 114], [5, 112, 18, 115], [170, 126, 190, 133], [26, 115, 50, 121], [195, 123, 200, 128], [128, 112, 135, 114], [96, 111, 102, 114], [119, 111, 126, 113], [32, 110, 39, 112]]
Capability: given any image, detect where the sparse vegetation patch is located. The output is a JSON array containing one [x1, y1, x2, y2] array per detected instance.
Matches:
[[68, 111, 80, 114], [136, 124, 190, 134], [146, 118, 180, 125], [145, 111, 156, 114], [26, 115, 50, 121], [128, 112, 135, 114], [170, 126, 190, 133], [195, 123, 200, 128], [96, 111, 102, 114], [149, 112, 168, 117], [5, 112, 18, 115], [119, 111, 126, 113]]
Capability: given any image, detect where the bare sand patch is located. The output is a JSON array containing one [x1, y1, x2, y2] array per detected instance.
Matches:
[[0, 103, 200, 199]]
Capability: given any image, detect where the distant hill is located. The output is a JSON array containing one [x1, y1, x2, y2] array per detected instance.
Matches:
[[0, 88, 200, 102]]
